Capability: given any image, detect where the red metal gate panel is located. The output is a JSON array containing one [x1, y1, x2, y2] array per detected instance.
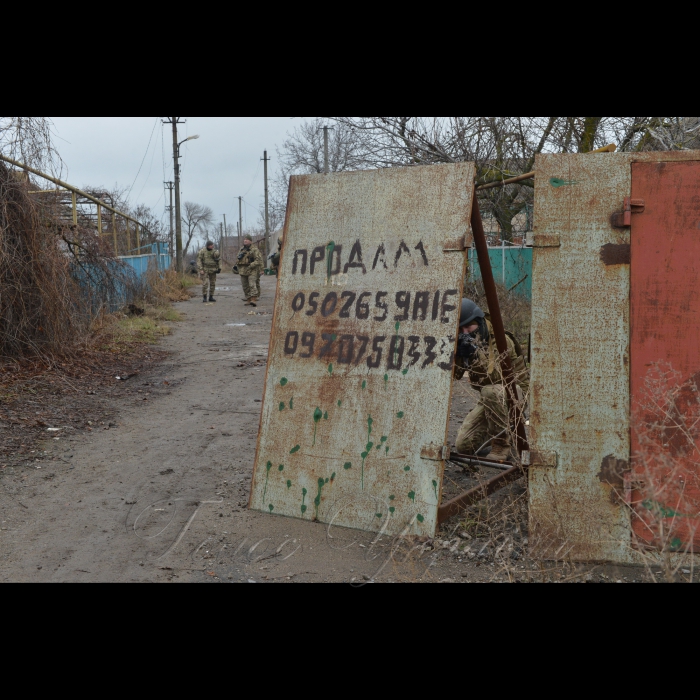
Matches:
[[631, 161, 700, 553]]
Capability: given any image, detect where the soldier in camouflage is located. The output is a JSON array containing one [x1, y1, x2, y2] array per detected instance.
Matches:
[[454, 300, 529, 463], [237, 238, 264, 307], [197, 241, 221, 303]]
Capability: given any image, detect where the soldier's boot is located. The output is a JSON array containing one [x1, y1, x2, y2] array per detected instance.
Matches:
[[489, 439, 516, 464], [244, 298, 252, 306], [209, 297, 217, 303], [249, 298, 258, 307], [203, 295, 208, 304]]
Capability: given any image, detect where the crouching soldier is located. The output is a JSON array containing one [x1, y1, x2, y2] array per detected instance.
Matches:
[[454, 300, 529, 463], [198, 241, 221, 303], [237, 238, 264, 306]]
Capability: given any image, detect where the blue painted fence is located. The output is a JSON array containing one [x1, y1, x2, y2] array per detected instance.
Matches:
[[119, 242, 172, 279], [468, 246, 533, 299]]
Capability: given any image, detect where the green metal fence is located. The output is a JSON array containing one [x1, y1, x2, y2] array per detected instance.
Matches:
[[468, 246, 533, 299]]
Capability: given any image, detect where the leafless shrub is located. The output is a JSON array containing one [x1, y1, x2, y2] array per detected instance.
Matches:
[[0, 161, 140, 361], [625, 363, 700, 582]]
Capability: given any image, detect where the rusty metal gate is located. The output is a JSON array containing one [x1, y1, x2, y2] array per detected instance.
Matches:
[[249, 164, 474, 536], [630, 161, 700, 553], [530, 151, 700, 563]]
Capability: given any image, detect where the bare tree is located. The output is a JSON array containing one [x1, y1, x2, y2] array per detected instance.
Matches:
[[182, 202, 214, 259], [268, 119, 366, 231], [0, 117, 58, 171], [319, 117, 698, 238]]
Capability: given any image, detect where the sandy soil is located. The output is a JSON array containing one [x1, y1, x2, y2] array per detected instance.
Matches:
[[0, 273, 655, 584]]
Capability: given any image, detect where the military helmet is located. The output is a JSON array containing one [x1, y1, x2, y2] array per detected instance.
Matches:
[[206, 240, 214, 248], [460, 299, 485, 327]]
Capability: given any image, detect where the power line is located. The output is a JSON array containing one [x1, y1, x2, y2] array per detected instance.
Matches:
[[126, 117, 159, 199]]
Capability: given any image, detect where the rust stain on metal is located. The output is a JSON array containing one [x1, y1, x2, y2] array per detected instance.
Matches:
[[249, 164, 474, 536], [598, 455, 630, 488], [600, 243, 631, 266], [443, 235, 468, 252]]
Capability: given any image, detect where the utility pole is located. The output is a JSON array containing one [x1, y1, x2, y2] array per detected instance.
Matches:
[[238, 196, 243, 252], [164, 181, 174, 267], [223, 214, 228, 259], [164, 117, 185, 273], [262, 151, 271, 259], [220, 223, 224, 256], [324, 126, 330, 174]]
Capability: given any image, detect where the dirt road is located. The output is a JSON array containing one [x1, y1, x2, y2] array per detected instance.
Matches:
[[0, 272, 507, 583]]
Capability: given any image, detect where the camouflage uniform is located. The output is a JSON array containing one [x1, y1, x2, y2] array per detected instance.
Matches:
[[455, 319, 529, 455], [238, 245, 264, 300], [197, 247, 221, 299]]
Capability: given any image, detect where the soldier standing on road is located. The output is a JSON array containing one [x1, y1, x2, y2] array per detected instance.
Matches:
[[237, 237, 264, 307], [198, 241, 221, 304], [454, 300, 529, 463]]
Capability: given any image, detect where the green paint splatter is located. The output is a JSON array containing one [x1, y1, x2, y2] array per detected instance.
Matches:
[[280, 378, 288, 387], [402, 369, 409, 376], [290, 445, 301, 455], [433, 480, 439, 500], [262, 462, 272, 505], [389, 507, 396, 515], [279, 465, 285, 473], [290, 398, 294, 410], [344, 462, 352, 471], [360, 415, 374, 491], [279, 402, 286, 412], [404, 466, 411, 473], [326, 241, 336, 282], [301, 488, 308, 516], [287, 480, 292, 490], [408, 491, 416, 503], [397, 412, 405, 419], [384, 374, 389, 390], [314, 478, 330, 520], [389, 495, 396, 501], [269, 505, 275, 514], [376, 514, 383, 520], [550, 177, 579, 188], [338, 401, 342, 408], [362, 381, 367, 390], [331, 473, 336, 482], [324, 411, 329, 421], [328, 364, 334, 376], [313, 407, 323, 446], [417, 514, 425, 524]]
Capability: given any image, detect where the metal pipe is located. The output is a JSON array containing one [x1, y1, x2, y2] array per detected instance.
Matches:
[[448, 456, 514, 472], [97, 204, 102, 235], [438, 466, 524, 524], [471, 194, 529, 455], [475, 144, 617, 191], [0, 153, 141, 228]]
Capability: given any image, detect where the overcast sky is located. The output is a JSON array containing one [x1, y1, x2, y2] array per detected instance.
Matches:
[[49, 117, 303, 231]]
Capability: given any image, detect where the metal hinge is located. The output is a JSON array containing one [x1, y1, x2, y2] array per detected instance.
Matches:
[[523, 450, 558, 468], [611, 197, 645, 228], [421, 444, 450, 461], [443, 235, 468, 252], [531, 234, 561, 248]]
